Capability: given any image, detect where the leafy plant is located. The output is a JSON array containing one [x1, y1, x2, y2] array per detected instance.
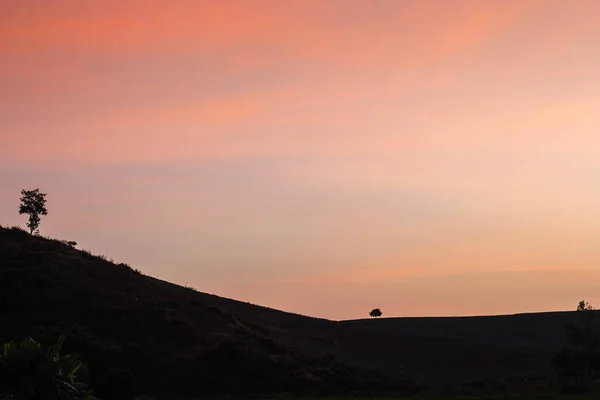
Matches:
[[18, 189, 48, 235], [0, 335, 96, 400]]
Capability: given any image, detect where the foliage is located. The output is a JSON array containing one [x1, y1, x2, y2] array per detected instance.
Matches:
[[566, 301, 599, 354], [0, 335, 95, 400], [578, 300, 594, 312], [553, 301, 600, 392], [18, 189, 48, 235], [369, 308, 382, 318]]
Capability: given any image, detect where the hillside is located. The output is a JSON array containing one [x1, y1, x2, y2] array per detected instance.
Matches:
[[0, 226, 577, 397], [344, 311, 578, 351], [0, 226, 415, 397]]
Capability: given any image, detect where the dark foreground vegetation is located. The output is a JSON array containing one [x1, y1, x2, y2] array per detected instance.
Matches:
[[1, 225, 599, 399]]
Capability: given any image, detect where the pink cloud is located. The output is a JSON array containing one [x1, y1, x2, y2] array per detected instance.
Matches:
[[3, 0, 600, 319]]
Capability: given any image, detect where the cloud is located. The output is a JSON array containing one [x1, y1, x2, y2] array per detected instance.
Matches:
[[4, 0, 600, 319], [1, 0, 544, 165]]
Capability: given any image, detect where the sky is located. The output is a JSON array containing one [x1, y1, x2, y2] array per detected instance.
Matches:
[[2, 0, 600, 320]]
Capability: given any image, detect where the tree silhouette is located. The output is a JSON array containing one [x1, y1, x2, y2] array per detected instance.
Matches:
[[554, 300, 600, 390], [19, 189, 48, 235], [369, 308, 382, 318], [577, 300, 593, 312], [566, 301, 599, 375]]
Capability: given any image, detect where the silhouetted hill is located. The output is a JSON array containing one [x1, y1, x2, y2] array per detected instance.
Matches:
[[344, 312, 578, 350], [0, 226, 579, 397], [0, 227, 406, 397]]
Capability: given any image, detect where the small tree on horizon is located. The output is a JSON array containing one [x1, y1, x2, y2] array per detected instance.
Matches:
[[554, 300, 600, 390], [566, 301, 598, 362], [577, 300, 593, 312], [369, 308, 382, 318], [19, 188, 48, 235]]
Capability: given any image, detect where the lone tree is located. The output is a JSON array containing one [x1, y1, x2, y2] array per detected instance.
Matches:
[[369, 308, 382, 318], [19, 189, 48, 235], [567, 301, 599, 377], [553, 300, 600, 391], [577, 300, 594, 312]]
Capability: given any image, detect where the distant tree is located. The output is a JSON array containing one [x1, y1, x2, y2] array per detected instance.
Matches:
[[566, 301, 599, 361], [369, 308, 382, 318], [19, 188, 48, 234], [577, 300, 593, 312], [553, 300, 600, 391]]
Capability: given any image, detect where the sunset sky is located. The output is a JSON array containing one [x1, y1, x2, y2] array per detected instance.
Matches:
[[2, 0, 600, 319]]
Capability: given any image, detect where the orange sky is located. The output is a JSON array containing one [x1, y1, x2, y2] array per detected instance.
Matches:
[[2, 1, 600, 319]]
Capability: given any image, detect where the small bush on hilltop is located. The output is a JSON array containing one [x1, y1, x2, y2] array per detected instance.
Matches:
[[60, 240, 78, 247]]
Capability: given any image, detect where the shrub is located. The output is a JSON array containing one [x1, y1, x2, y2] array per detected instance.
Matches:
[[0, 335, 95, 399]]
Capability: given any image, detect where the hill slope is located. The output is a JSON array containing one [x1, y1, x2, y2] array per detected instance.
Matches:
[[0, 227, 408, 397], [0, 227, 575, 396]]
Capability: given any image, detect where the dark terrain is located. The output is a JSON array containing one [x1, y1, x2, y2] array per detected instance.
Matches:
[[0, 226, 579, 397]]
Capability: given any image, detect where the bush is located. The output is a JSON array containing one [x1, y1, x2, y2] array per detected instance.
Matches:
[[0, 335, 95, 399]]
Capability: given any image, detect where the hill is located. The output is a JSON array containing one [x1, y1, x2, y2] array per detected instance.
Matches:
[[0, 226, 577, 397], [0, 226, 407, 397], [345, 311, 578, 350]]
